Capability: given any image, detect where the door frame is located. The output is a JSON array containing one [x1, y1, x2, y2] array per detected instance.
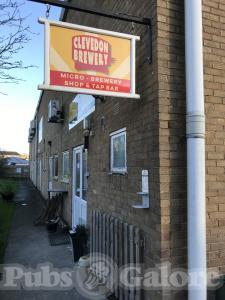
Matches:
[[72, 145, 87, 229]]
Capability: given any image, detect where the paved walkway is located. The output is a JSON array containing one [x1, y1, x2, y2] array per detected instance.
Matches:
[[0, 179, 87, 300]]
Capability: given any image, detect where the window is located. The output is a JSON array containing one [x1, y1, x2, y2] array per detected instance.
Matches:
[[16, 168, 22, 174], [38, 117, 43, 143], [110, 128, 127, 173], [53, 155, 58, 179], [62, 151, 69, 182], [49, 157, 53, 181], [39, 159, 42, 189], [69, 94, 95, 129]]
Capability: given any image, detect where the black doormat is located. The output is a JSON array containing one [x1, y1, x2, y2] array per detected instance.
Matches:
[[48, 231, 71, 246]]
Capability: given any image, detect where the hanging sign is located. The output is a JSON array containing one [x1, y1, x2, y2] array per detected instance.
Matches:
[[38, 18, 140, 99]]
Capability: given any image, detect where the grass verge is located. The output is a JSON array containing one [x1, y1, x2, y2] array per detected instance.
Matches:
[[0, 184, 16, 264]]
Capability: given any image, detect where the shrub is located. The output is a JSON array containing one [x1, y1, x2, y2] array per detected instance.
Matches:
[[0, 179, 17, 196], [74, 224, 88, 237], [0, 197, 15, 263]]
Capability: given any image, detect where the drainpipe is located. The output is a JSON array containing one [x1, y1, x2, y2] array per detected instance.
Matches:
[[185, 0, 206, 299]]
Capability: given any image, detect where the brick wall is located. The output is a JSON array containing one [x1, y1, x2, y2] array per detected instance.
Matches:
[[156, 0, 225, 299], [64, 1, 162, 299], [32, 91, 85, 223], [29, 1, 185, 299], [156, 1, 187, 299], [28, 1, 225, 299]]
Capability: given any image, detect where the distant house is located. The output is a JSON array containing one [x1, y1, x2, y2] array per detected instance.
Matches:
[[5, 157, 29, 166], [0, 154, 29, 178]]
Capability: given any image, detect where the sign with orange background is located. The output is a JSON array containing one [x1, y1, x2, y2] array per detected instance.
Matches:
[[39, 19, 140, 98]]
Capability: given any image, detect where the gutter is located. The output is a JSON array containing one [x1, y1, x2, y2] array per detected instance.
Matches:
[[185, 1, 207, 299]]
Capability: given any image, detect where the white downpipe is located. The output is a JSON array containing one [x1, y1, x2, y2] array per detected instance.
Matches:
[[185, 1, 207, 300]]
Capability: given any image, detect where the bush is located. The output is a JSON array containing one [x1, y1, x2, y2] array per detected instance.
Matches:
[[0, 198, 15, 263], [0, 179, 17, 201], [74, 224, 88, 237], [0, 158, 6, 178]]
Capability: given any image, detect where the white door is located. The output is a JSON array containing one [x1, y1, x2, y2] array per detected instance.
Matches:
[[48, 157, 53, 192], [72, 146, 87, 229]]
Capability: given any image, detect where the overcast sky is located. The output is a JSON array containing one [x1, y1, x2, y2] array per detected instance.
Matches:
[[0, 1, 61, 154]]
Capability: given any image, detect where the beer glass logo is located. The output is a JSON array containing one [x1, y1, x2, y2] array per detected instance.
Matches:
[[74, 253, 118, 299]]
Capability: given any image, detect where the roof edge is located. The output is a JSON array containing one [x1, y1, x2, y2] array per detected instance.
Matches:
[[33, 1, 70, 120]]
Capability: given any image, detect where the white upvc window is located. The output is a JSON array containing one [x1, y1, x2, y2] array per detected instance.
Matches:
[[62, 151, 69, 182], [110, 128, 127, 173], [38, 117, 43, 143], [53, 155, 58, 179], [49, 157, 54, 181]]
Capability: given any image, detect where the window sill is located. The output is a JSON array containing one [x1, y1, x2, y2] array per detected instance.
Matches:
[[107, 171, 128, 176], [61, 179, 70, 184]]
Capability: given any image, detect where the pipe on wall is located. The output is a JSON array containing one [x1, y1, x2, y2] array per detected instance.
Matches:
[[185, 0, 207, 299], [35, 115, 38, 187]]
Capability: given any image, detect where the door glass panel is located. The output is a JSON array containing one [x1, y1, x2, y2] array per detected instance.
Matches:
[[49, 158, 53, 181], [54, 156, 58, 178], [39, 159, 42, 189], [75, 152, 80, 197], [82, 150, 87, 201]]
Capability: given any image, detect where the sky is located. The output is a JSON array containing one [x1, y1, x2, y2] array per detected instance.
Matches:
[[0, 1, 61, 154]]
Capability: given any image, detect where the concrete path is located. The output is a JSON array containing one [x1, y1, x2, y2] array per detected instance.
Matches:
[[0, 179, 88, 300]]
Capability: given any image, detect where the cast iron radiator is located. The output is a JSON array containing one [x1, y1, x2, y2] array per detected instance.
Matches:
[[90, 209, 144, 300]]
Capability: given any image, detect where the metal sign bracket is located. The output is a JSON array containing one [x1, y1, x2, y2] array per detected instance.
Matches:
[[28, 0, 152, 64]]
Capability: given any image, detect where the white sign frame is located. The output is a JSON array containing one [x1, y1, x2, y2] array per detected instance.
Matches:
[[38, 18, 140, 99]]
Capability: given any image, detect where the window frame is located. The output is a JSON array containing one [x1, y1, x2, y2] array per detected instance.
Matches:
[[49, 156, 54, 181], [110, 128, 127, 174], [62, 151, 70, 183]]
